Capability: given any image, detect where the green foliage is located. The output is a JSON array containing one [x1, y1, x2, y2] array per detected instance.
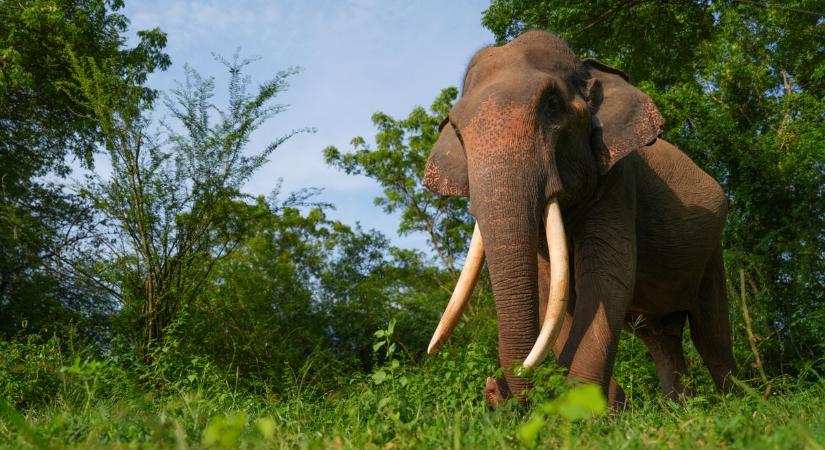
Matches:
[[325, 87, 473, 273], [149, 189, 462, 388], [1, 335, 824, 448], [0, 0, 169, 172], [67, 52, 310, 353], [0, 0, 168, 340], [172, 195, 369, 388], [201, 412, 247, 449], [518, 384, 607, 447], [0, 397, 50, 449], [0, 336, 65, 410]]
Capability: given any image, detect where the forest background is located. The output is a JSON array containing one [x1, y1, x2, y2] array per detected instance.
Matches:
[[1, 0, 823, 448]]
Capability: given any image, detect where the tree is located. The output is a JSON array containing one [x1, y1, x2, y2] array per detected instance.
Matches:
[[482, 0, 714, 85], [324, 88, 498, 363], [0, 0, 169, 337], [482, 0, 825, 372], [171, 194, 332, 387], [68, 53, 309, 354], [165, 189, 457, 386], [324, 88, 473, 278]]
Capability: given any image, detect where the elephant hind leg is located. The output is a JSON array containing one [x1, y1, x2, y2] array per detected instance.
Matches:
[[608, 378, 626, 409], [634, 312, 691, 399], [689, 246, 737, 392]]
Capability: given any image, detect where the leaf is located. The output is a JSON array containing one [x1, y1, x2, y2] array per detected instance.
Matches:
[[518, 414, 545, 446], [255, 417, 277, 439], [554, 384, 607, 421], [202, 413, 247, 450], [378, 397, 390, 409], [371, 370, 388, 385], [0, 398, 50, 449]]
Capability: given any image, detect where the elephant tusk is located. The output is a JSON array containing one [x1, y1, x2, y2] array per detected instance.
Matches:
[[427, 223, 485, 355], [523, 199, 569, 368]]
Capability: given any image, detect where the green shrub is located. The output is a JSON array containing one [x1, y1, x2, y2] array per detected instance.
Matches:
[[0, 335, 65, 410]]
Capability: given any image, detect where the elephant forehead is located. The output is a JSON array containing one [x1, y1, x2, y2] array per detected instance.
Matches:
[[465, 31, 581, 89], [507, 33, 579, 72], [461, 94, 545, 165]]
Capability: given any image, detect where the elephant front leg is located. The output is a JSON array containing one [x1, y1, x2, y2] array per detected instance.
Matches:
[[558, 217, 636, 408], [558, 274, 633, 407]]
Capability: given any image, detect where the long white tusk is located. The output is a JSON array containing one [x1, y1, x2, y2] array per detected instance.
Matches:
[[427, 223, 485, 355], [523, 199, 569, 368]]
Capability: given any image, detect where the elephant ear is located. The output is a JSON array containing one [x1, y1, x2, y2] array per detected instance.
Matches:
[[424, 118, 469, 196], [583, 59, 664, 174]]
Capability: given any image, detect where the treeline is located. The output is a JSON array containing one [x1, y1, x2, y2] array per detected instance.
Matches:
[[1, 0, 823, 415], [0, 1, 481, 404]]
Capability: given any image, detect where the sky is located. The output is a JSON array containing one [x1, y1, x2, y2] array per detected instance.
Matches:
[[120, 0, 495, 252]]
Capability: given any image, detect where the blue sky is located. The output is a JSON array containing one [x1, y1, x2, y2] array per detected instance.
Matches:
[[120, 0, 494, 252]]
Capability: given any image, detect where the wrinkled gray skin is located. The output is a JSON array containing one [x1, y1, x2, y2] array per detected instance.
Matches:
[[424, 31, 736, 408]]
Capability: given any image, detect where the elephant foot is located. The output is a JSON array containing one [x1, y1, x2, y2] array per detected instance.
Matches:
[[608, 378, 627, 411], [485, 374, 536, 410], [484, 377, 509, 409]]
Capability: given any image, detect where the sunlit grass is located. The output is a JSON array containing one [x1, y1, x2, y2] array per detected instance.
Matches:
[[2, 330, 825, 449]]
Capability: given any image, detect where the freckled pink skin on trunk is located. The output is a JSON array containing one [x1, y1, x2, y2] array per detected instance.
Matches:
[[462, 91, 554, 401]]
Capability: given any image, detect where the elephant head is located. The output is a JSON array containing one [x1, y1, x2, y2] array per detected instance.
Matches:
[[424, 31, 663, 403]]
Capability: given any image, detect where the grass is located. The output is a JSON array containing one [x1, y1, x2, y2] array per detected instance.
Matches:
[[2, 333, 824, 448]]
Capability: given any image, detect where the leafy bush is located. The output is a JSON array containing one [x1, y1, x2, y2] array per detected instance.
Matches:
[[0, 335, 65, 410]]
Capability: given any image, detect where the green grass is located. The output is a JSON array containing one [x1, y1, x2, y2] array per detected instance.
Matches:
[[2, 335, 824, 449]]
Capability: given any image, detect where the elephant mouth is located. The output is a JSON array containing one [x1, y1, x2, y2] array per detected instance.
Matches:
[[427, 198, 570, 369]]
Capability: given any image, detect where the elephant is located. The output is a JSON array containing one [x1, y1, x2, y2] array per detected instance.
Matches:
[[423, 30, 736, 409]]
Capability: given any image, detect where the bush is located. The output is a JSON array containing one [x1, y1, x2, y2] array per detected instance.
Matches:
[[0, 335, 65, 410]]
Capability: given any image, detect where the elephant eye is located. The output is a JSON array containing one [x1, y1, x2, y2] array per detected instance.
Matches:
[[539, 79, 565, 113], [544, 90, 562, 112]]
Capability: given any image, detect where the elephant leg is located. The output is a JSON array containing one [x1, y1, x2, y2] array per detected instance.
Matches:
[[557, 163, 637, 409], [554, 237, 635, 409], [558, 272, 633, 409], [539, 254, 626, 407], [552, 310, 626, 407], [634, 312, 690, 399], [689, 246, 737, 392], [608, 378, 626, 408]]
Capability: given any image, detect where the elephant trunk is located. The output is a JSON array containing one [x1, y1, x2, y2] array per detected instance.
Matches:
[[454, 86, 570, 402], [471, 173, 543, 400]]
